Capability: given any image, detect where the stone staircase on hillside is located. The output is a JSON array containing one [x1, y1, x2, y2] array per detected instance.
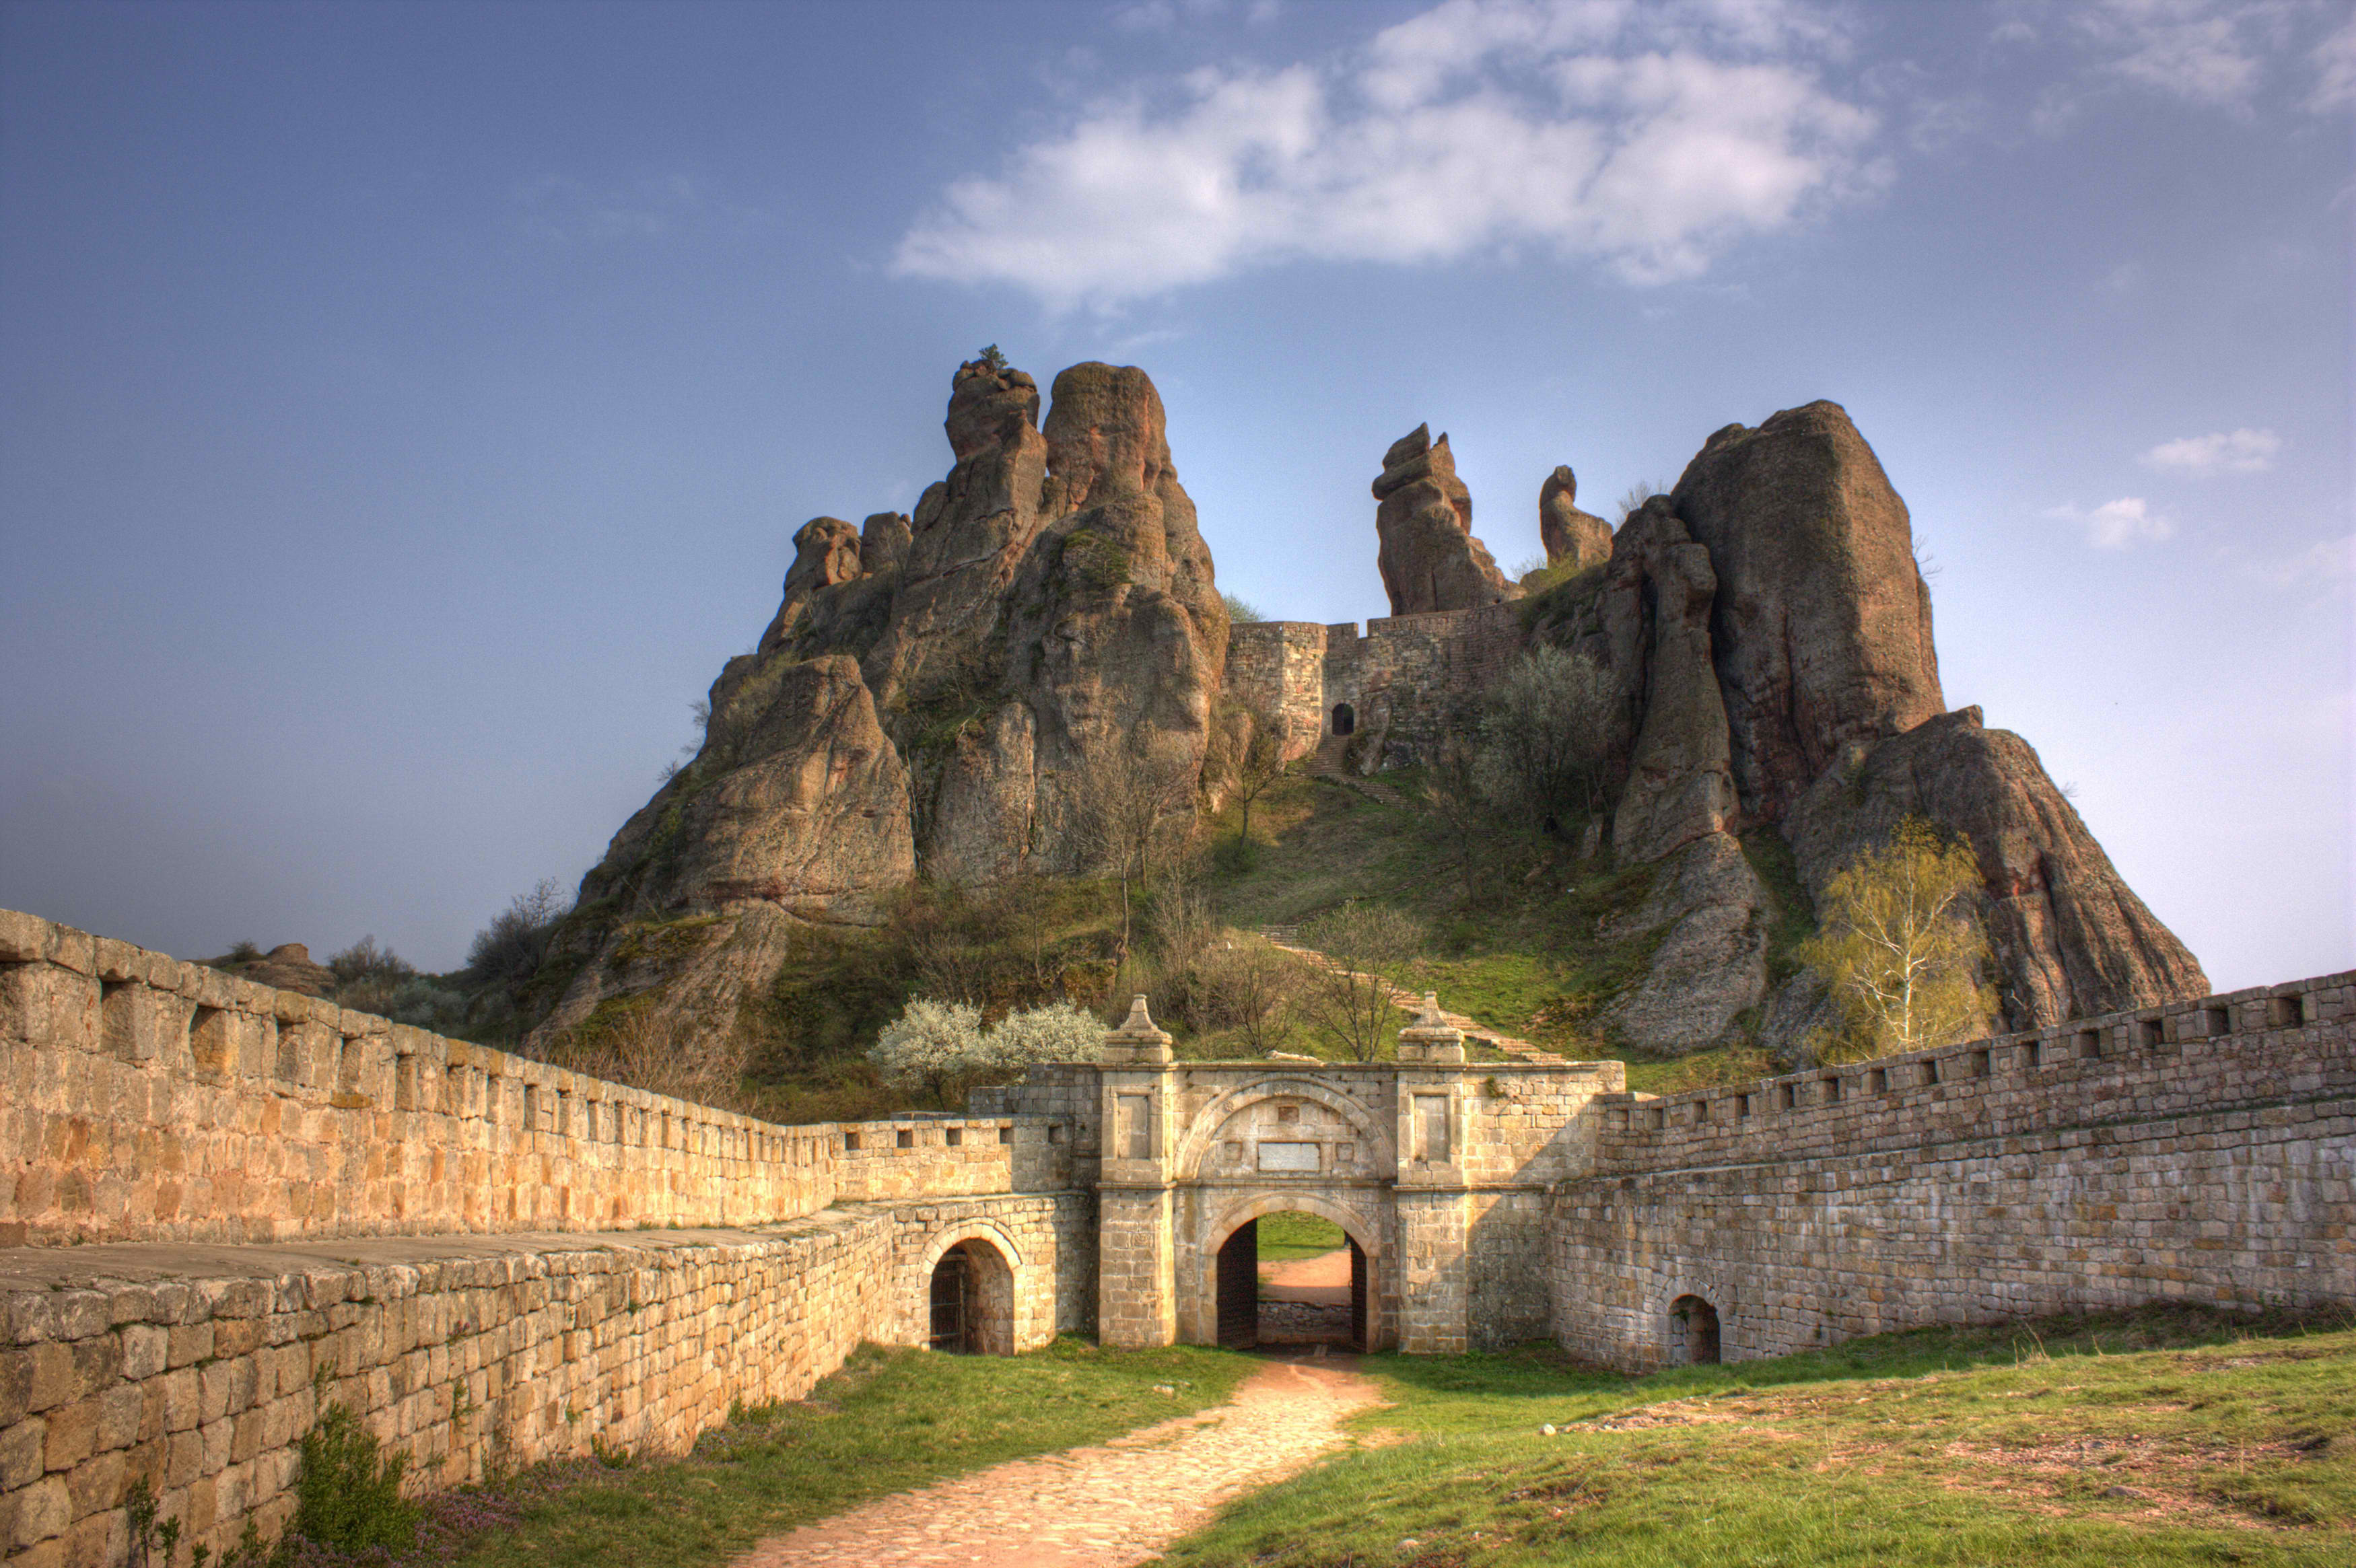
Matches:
[[1255, 926, 1570, 1067], [1306, 733, 1410, 808]]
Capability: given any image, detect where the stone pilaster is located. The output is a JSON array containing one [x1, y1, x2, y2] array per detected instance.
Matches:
[[1394, 995, 1471, 1351], [1096, 997, 1179, 1347]]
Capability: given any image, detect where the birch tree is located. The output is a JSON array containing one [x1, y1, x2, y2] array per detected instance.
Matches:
[[1796, 816, 1997, 1062]]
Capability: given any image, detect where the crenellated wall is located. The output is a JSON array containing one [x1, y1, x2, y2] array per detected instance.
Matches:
[[1552, 972, 2356, 1370], [0, 910, 1037, 1250], [5, 896, 2352, 1565], [1224, 604, 1527, 770]]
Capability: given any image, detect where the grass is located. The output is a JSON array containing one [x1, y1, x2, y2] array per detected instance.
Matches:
[[1164, 1305, 2356, 1568], [1257, 1211, 1346, 1261], [1204, 769, 1729, 1078], [423, 1339, 1249, 1568]]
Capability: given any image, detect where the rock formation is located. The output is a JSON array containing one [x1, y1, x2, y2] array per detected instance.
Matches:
[[1373, 425, 1519, 615], [1669, 402, 1943, 824], [530, 355, 1226, 1045], [1538, 466, 1612, 572], [1781, 707, 2208, 1032], [1546, 400, 2206, 1054]]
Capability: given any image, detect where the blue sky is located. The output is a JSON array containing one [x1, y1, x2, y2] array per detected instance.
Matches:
[[1, 0, 2349, 992]]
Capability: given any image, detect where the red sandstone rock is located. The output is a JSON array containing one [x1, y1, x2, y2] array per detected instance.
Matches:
[[1539, 466, 1612, 572], [1669, 401, 1943, 824], [1373, 425, 1519, 615]]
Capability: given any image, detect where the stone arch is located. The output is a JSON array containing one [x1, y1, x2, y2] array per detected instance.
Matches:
[[1205, 1190, 1382, 1260], [1656, 1275, 1736, 1367], [1200, 1191, 1383, 1352], [1331, 703, 1354, 736], [911, 1220, 1028, 1356], [1175, 1077, 1395, 1178]]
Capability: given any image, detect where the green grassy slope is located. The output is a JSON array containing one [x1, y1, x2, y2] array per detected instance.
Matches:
[[1169, 1306, 2356, 1568]]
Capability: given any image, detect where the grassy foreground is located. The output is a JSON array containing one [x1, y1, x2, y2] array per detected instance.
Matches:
[[1165, 1306, 2356, 1568], [415, 1339, 1246, 1568]]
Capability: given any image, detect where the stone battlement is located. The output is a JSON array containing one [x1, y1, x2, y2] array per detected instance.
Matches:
[[1225, 602, 1524, 769], [1591, 970, 2353, 1174], [0, 909, 1054, 1250]]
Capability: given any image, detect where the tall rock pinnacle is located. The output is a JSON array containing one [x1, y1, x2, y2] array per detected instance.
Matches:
[[1373, 425, 1519, 615]]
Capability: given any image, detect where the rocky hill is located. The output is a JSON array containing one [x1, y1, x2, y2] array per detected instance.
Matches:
[[521, 359, 2206, 1066], [528, 356, 1227, 1046]]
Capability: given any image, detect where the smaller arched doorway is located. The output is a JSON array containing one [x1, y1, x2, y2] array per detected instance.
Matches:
[[1215, 1213, 1368, 1351], [1670, 1294, 1721, 1365], [928, 1239, 1016, 1355], [1331, 703, 1354, 736]]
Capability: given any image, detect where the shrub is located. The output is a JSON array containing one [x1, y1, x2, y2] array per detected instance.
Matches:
[[467, 878, 573, 989], [976, 1001, 1104, 1070], [868, 997, 1101, 1094], [869, 999, 984, 1095], [387, 976, 469, 1033], [1220, 590, 1267, 623], [289, 1402, 420, 1555]]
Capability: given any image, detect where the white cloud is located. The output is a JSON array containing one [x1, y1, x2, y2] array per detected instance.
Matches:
[[2074, 0, 2288, 110], [2046, 497, 2175, 549], [893, 0, 1881, 308], [2244, 534, 2355, 587], [2311, 12, 2356, 111], [2141, 427, 2283, 474]]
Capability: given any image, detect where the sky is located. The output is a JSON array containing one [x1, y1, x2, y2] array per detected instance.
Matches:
[[1, 0, 2349, 993]]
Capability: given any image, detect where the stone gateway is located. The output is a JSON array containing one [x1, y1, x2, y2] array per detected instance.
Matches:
[[1, 907, 2351, 1562]]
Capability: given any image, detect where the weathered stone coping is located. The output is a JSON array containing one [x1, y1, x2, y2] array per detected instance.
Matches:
[[1591, 968, 2355, 1173]]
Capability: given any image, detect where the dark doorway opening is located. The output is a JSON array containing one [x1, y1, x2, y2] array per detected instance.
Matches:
[[929, 1239, 1014, 1354], [1671, 1293, 1721, 1365], [1215, 1213, 1366, 1351], [1331, 703, 1355, 736]]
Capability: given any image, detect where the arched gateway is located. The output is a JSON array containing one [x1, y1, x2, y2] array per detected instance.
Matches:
[[1063, 995, 1623, 1353]]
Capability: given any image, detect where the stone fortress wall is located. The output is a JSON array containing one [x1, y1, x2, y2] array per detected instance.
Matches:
[[4, 898, 2352, 1566], [1554, 972, 2355, 1369], [0, 908, 1023, 1250], [0, 909, 1095, 1565], [1224, 604, 1524, 769]]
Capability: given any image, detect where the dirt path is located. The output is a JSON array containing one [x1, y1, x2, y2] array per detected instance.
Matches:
[[728, 1354, 1382, 1568], [1260, 1246, 1351, 1307]]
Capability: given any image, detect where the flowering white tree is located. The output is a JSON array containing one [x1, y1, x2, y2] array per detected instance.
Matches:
[[977, 1001, 1105, 1071], [869, 998, 1102, 1096], [868, 999, 982, 1096]]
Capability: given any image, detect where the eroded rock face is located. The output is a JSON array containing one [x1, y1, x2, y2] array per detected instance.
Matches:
[[1601, 833, 1768, 1054], [1604, 499, 1737, 866], [1539, 466, 1612, 573], [1546, 406, 2200, 1053], [1670, 401, 1943, 824], [1782, 705, 2209, 1032], [533, 655, 916, 1042], [531, 355, 1228, 1040], [1374, 425, 1518, 615]]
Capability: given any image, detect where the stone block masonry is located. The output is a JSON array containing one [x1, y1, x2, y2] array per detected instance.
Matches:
[[0, 910, 1032, 1249], [0, 1192, 1087, 1567], [7, 894, 2354, 1560], [1552, 972, 2355, 1370], [1224, 604, 1525, 771]]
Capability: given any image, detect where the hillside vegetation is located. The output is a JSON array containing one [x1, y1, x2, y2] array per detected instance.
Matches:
[[1171, 1304, 2356, 1568]]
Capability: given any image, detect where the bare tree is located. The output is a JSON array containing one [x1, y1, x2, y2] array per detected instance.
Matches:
[[1226, 714, 1286, 849], [1294, 901, 1426, 1061], [1478, 645, 1612, 835], [1224, 937, 1303, 1056], [1070, 742, 1193, 962], [1422, 740, 1492, 907]]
